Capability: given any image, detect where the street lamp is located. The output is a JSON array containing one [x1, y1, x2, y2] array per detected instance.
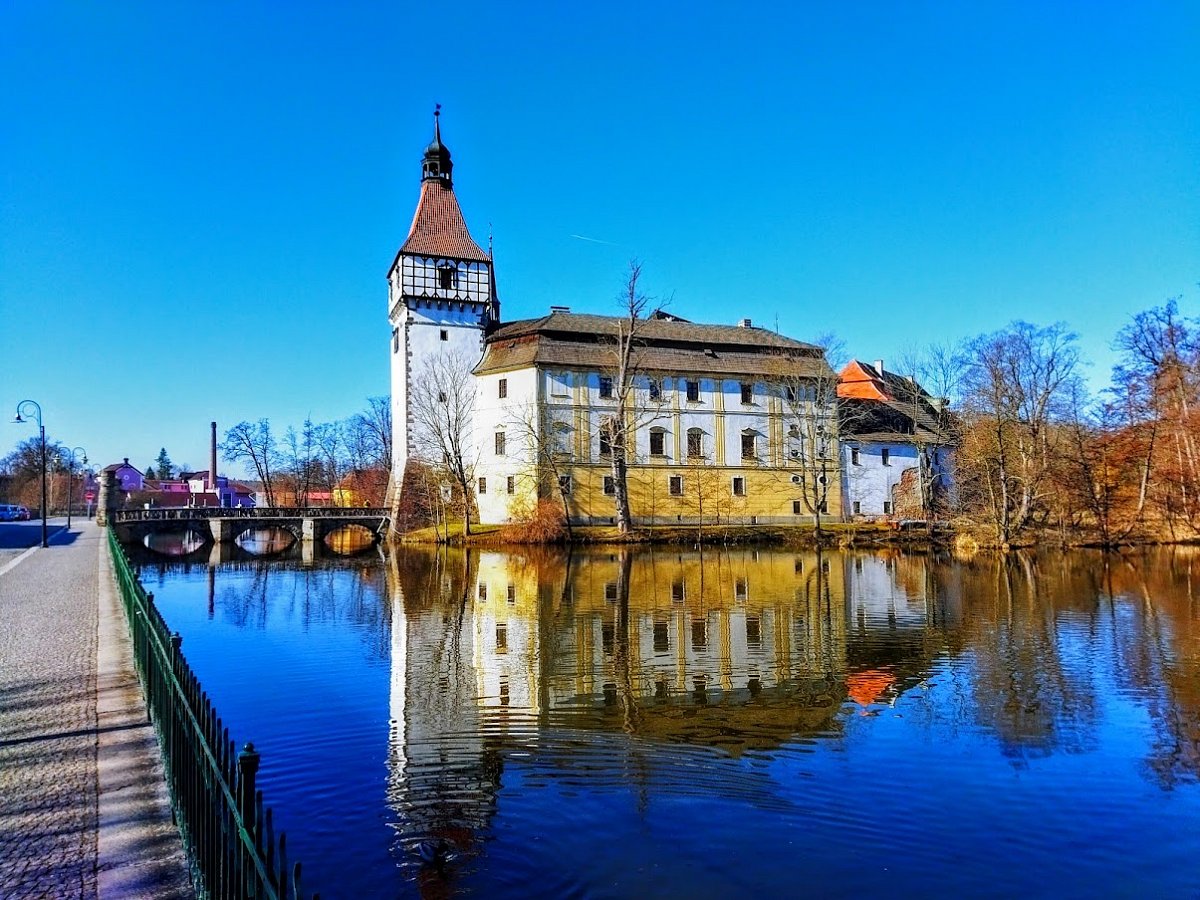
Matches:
[[13, 400, 47, 548], [65, 446, 88, 529]]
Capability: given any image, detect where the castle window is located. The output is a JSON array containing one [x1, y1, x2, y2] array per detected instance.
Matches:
[[599, 376, 614, 399], [668, 475, 683, 496], [437, 264, 455, 290], [495, 623, 507, 652], [439, 329, 448, 341], [558, 474, 572, 495], [603, 475, 615, 495], [793, 500, 802, 515], [881, 448, 890, 466], [649, 429, 666, 456], [605, 582, 618, 602], [599, 419, 614, 458], [478, 583, 487, 600], [740, 382, 754, 405], [648, 378, 662, 401], [507, 583, 516, 603], [686, 380, 700, 402], [741, 432, 756, 459], [507, 475, 515, 495], [732, 477, 746, 497], [735, 578, 748, 601], [392, 328, 399, 353], [477, 477, 486, 494], [851, 447, 860, 466], [784, 385, 797, 403], [853, 501, 861, 514], [691, 619, 707, 650], [746, 616, 761, 646], [883, 501, 893, 515], [499, 378, 508, 399], [687, 428, 704, 458], [671, 580, 685, 602], [494, 432, 506, 456]]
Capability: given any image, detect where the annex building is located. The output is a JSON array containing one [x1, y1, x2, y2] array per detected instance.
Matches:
[[388, 114, 845, 527]]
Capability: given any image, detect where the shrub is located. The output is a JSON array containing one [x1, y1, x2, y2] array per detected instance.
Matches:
[[498, 499, 567, 544]]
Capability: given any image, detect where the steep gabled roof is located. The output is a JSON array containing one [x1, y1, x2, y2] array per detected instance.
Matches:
[[837, 360, 955, 444], [394, 178, 490, 264]]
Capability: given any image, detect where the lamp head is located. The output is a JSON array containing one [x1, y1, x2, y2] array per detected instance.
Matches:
[[12, 412, 23, 424]]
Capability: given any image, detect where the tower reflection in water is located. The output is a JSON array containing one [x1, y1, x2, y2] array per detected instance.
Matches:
[[382, 546, 959, 881]]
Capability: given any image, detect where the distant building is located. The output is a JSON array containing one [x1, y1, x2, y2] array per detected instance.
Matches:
[[101, 458, 145, 492], [837, 359, 956, 520]]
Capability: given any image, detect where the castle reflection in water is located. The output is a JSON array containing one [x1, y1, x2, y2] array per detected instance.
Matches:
[[384, 546, 964, 851]]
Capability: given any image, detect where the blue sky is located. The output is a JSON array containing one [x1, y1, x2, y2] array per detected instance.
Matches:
[[2, 2, 1197, 475]]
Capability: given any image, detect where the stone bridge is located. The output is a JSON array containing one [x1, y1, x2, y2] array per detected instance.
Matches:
[[109, 507, 390, 546]]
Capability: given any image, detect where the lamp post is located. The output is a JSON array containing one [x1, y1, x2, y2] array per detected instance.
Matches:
[[13, 400, 47, 548], [65, 446, 88, 529]]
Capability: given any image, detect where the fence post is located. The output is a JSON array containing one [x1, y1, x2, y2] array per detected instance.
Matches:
[[238, 742, 260, 834]]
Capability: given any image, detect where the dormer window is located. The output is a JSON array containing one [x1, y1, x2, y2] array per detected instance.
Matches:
[[437, 264, 456, 290]]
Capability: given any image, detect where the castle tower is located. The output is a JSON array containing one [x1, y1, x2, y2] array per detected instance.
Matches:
[[387, 109, 497, 513]]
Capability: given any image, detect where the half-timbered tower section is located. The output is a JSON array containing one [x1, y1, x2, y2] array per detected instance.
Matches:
[[472, 312, 841, 526]]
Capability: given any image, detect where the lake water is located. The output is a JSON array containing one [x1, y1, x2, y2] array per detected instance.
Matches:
[[135, 540, 1200, 898]]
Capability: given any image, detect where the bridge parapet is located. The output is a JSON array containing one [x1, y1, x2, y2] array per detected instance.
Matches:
[[111, 507, 390, 545]]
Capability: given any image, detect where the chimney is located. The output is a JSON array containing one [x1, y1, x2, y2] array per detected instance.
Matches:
[[739, 318, 752, 328], [550, 305, 570, 314], [874, 359, 885, 374], [123, 457, 129, 466], [210, 422, 218, 492]]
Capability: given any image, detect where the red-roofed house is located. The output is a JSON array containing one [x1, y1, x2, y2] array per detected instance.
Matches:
[[837, 359, 956, 520]]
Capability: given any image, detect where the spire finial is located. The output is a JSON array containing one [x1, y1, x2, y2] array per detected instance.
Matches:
[[421, 104, 452, 183]]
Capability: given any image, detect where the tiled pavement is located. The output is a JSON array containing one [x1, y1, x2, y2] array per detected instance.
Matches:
[[0, 522, 191, 899]]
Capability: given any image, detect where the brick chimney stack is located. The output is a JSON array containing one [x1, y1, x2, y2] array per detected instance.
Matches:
[[210, 422, 218, 492]]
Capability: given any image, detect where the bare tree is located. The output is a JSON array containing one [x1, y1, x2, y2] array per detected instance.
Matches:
[[599, 260, 669, 534], [281, 418, 317, 506], [408, 348, 479, 537], [354, 395, 393, 471], [773, 333, 844, 539], [1112, 298, 1199, 534], [222, 419, 279, 506], [506, 401, 575, 540], [957, 321, 1081, 546], [890, 343, 961, 521]]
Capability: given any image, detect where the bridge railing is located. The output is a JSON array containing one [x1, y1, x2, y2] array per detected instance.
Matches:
[[107, 527, 320, 900], [112, 507, 388, 523]]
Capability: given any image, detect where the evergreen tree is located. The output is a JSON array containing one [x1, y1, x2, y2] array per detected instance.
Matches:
[[144, 463, 158, 480], [155, 448, 174, 479]]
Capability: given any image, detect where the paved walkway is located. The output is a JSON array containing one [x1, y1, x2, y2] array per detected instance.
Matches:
[[0, 522, 192, 899]]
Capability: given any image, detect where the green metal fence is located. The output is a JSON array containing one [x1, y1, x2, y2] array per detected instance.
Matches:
[[108, 528, 320, 900]]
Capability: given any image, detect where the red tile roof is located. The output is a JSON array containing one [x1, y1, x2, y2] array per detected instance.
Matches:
[[397, 179, 490, 263]]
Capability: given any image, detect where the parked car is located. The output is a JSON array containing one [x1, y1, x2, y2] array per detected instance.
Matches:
[[15, 506, 30, 520], [0, 505, 32, 521]]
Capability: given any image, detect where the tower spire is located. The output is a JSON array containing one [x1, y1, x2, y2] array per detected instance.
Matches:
[[421, 103, 453, 184]]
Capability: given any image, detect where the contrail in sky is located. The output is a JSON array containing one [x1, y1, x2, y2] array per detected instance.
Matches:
[[570, 234, 617, 245]]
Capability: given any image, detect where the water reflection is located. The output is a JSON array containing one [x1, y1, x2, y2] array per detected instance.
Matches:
[[324, 524, 376, 556], [144, 528, 208, 556], [147, 545, 1200, 897], [234, 526, 296, 556]]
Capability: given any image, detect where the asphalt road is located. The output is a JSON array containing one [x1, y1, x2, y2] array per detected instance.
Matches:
[[0, 518, 73, 565]]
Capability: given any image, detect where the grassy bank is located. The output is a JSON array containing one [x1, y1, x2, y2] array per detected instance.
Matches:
[[394, 521, 951, 548]]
